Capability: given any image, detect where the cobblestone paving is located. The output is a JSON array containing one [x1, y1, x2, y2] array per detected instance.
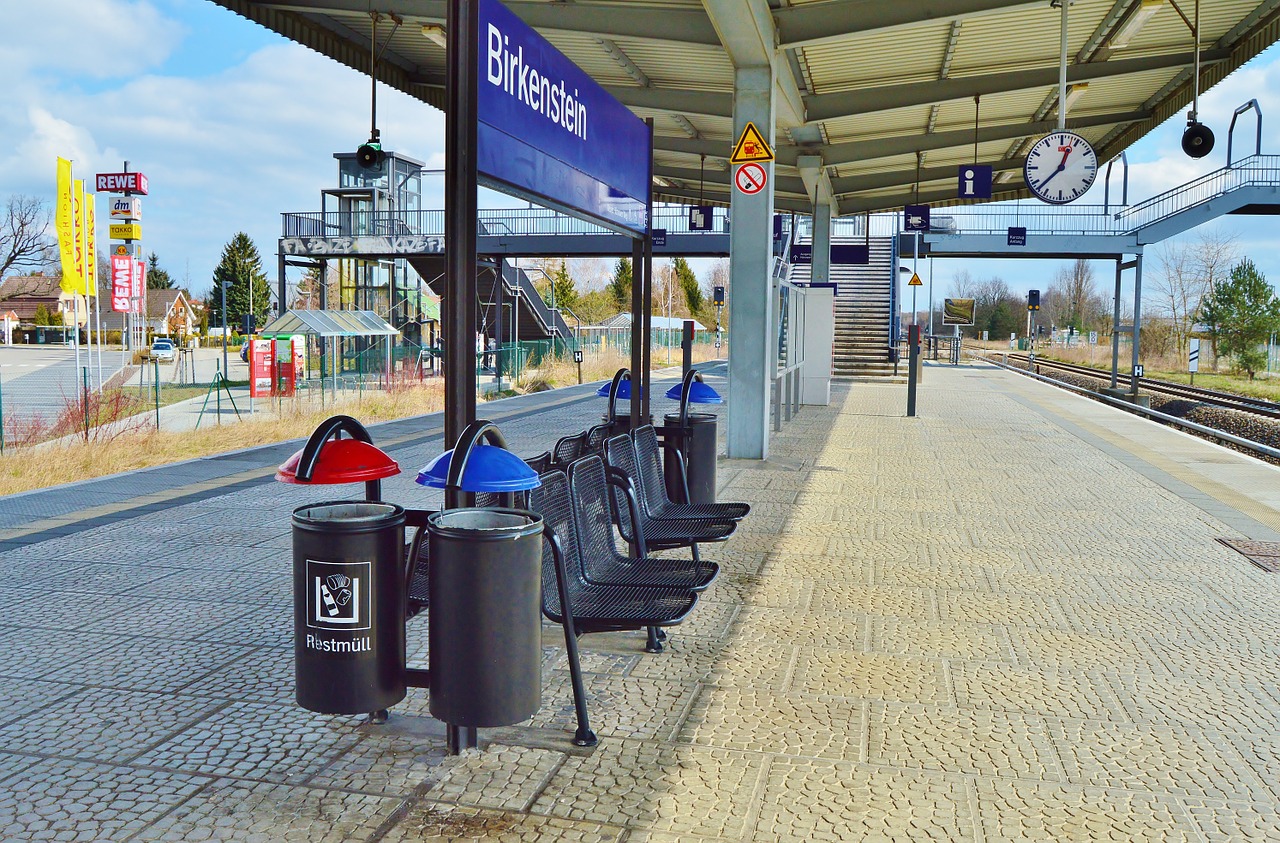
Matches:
[[3, 363, 1280, 840]]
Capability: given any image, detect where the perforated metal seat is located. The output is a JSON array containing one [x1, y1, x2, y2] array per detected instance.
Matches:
[[551, 431, 589, 468], [634, 426, 750, 521]]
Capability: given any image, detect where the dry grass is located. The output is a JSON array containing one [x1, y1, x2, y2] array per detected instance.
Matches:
[[519, 344, 724, 390]]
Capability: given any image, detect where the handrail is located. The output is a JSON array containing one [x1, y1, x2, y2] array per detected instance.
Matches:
[[1115, 153, 1280, 232], [1227, 99, 1263, 167]]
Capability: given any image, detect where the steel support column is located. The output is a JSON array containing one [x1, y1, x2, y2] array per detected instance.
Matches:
[[630, 239, 644, 430], [445, 0, 479, 512], [811, 202, 832, 285], [727, 64, 775, 460], [1110, 258, 1122, 389], [1131, 252, 1144, 396]]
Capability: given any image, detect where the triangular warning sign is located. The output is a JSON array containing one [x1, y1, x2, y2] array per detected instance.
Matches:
[[730, 122, 774, 164], [908, 273, 923, 286]]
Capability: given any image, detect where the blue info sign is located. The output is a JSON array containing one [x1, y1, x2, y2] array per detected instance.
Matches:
[[957, 165, 993, 199], [478, 0, 650, 234]]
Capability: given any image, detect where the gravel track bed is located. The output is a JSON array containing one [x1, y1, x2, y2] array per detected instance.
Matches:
[[997, 356, 1280, 465]]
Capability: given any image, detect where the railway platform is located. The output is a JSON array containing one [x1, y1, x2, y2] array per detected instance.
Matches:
[[1, 360, 1279, 841]]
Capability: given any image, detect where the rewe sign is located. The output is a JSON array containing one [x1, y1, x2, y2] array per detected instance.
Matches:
[[95, 172, 149, 195]]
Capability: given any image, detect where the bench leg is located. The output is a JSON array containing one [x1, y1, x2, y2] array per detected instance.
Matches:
[[368, 709, 389, 724], [646, 626, 664, 653], [549, 534, 598, 748]]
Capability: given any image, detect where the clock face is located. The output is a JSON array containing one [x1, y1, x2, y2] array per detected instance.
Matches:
[[1023, 132, 1098, 205]]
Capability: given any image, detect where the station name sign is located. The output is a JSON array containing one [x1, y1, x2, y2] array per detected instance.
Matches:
[[95, 172, 149, 195], [478, 0, 649, 235]]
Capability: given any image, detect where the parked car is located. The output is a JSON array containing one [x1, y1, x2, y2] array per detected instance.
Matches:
[[150, 338, 176, 361], [239, 341, 250, 363]]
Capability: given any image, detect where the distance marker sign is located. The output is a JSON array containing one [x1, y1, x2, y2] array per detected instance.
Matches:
[[734, 163, 767, 195]]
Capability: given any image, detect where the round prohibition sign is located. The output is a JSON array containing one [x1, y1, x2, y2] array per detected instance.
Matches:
[[734, 162, 767, 195]]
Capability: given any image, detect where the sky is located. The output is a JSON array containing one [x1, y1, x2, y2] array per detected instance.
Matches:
[[2, 0, 1277, 308]]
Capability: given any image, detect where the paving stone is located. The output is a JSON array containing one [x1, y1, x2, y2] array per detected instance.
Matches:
[[425, 744, 563, 811], [734, 606, 867, 650], [789, 649, 949, 705], [1182, 797, 1280, 842], [530, 741, 764, 838], [951, 662, 1127, 721], [1108, 674, 1280, 735], [867, 702, 1063, 780], [625, 634, 794, 690], [870, 617, 1013, 661], [940, 590, 1071, 629], [0, 688, 226, 764], [1009, 629, 1158, 673], [177, 645, 295, 705], [382, 803, 624, 842], [0, 757, 204, 841], [679, 685, 862, 759], [0, 678, 81, 730], [527, 673, 697, 742], [1225, 732, 1280, 802], [135, 701, 363, 783], [809, 582, 936, 621], [1050, 719, 1269, 800], [753, 757, 976, 842], [128, 568, 292, 604], [131, 778, 403, 842], [974, 778, 1199, 842], [705, 571, 811, 610], [50, 637, 254, 694]]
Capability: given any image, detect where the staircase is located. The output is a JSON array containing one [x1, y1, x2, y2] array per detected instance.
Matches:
[[788, 235, 898, 378]]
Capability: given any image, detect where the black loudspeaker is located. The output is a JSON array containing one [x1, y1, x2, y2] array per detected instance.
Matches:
[[357, 142, 386, 169], [1181, 121, 1215, 159]]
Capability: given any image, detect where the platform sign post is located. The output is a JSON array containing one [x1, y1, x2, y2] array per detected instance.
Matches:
[[1189, 338, 1200, 386]]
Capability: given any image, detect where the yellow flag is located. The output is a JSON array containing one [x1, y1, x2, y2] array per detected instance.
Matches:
[[84, 193, 97, 296], [56, 157, 82, 294], [71, 179, 87, 295]]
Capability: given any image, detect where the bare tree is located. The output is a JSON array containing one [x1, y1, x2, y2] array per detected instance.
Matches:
[[1043, 259, 1106, 334], [1, 195, 56, 298], [1150, 230, 1239, 363]]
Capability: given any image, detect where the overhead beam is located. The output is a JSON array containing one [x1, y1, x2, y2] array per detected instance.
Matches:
[[774, 0, 1044, 49], [701, 0, 806, 128], [256, 0, 723, 44], [653, 109, 1151, 167], [831, 157, 1026, 196], [655, 184, 813, 214], [841, 184, 1027, 214], [804, 50, 1227, 123], [605, 85, 731, 119], [653, 164, 808, 197]]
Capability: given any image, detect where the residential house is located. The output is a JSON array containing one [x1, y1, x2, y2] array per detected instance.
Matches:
[[0, 274, 87, 326]]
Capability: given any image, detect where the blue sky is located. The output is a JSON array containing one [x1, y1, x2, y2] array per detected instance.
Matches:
[[2, 0, 1277, 309]]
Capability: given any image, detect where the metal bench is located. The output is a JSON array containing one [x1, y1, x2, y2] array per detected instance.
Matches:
[[567, 456, 718, 592], [634, 425, 750, 521], [551, 431, 589, 469], [531, 470, 700, 654], [603, 434, 737, 561], [585, 423, 614, 456]]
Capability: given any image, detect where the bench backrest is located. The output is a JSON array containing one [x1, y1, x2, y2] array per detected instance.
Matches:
[[568, 455, 629, 564], [527, 470, 580, 616], [633, 425, 678, 509], [552, 431, 588, 466], [602, 434, 641, 539]]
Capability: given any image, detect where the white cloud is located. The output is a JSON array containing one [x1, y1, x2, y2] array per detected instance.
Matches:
[[0, 0, 183, 79]]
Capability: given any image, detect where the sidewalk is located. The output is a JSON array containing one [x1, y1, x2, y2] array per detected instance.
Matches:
[[1, 361, 1279, 840]]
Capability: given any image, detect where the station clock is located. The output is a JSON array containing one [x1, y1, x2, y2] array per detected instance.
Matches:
[[1023, 131, 1098, 205]]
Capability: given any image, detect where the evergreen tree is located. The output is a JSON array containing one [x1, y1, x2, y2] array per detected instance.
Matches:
[[209, 232, 272, 332], [33, 302, 54, 325], [146, 252, 175, 289], [1199, 258, 1280, 379], [673, 257, 704, 315], [548, 261, 579, 311], [606, 258, 632, 311]]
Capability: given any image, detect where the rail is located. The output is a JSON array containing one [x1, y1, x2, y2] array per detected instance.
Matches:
[[1113, 153, 1280, 233]]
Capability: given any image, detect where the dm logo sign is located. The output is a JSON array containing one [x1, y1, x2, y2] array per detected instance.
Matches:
[[307, 560, 372, 631]]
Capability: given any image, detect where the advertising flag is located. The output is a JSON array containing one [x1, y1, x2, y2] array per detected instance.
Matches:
[[111, 255, 132, 312], [72, 179, 87, 295], [56, 158, 82, 294], [84, 193, 97, 296]]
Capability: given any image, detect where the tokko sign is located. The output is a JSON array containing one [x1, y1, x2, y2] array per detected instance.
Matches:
[[95, 172, 149, 195], [478, 0, 649, 234]]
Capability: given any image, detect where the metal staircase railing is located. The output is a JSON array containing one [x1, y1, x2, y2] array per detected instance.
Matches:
[[1114, 153, 1280, 233]]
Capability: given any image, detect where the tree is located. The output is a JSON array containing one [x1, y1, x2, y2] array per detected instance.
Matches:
[[673, 257, 704, 316], [546, 260, 579, 312], [606, 257, 632, 310], [1, 195, 55, 299], [146, 253, 175, 290], [1199, 258, 1280, 379], [1152, 231, 1239, 361], [1043, 259, 1107, 335], [33, 302, 55, 325], [208, 232, 272, 332]]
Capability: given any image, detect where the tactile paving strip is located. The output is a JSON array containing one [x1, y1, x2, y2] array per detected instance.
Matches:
[[1216, 539, 1280, 573]]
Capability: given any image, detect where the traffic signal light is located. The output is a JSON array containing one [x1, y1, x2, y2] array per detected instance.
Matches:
[[242, 314, 256, 335], [356, 139, 386, 169], [1027, 289, 1040, 311]]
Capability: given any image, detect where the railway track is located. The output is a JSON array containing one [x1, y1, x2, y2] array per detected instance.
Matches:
[[1002, 353, 1280, 420], [975, 351, 1280, 464]]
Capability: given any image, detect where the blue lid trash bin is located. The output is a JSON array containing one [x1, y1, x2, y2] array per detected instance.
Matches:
[[662, 370, 722, 505]]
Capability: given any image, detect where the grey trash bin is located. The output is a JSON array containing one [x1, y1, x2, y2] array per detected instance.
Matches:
[[427, 508, 544, 728], [293, 501, 407, 715], [663, 411, 718, 505]]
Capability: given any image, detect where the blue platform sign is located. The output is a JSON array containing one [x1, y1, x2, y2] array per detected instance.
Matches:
[[652, 228, 667, 246], [958, 164, 993, 199], [789, 244, 812, 264], [690, 205, 714, 231], [478, 0, 649, 234], [904, 204, 930, 231], [831, 244, 870, 265], [1007, 226, 1027, 246]]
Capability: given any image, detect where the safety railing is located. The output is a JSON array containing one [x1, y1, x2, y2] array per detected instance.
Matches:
[[1114, 153, 1280, 233]]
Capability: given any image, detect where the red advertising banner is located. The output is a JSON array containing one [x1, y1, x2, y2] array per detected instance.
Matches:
[[131, 259, 146, 307], [110, 255, 132, 312], [95, 172, 149, 195], [249, 339, 274, 397]]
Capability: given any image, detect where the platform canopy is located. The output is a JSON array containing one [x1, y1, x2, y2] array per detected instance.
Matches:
[[215, 0, 1278, 216], [257, 309, 401, 338]]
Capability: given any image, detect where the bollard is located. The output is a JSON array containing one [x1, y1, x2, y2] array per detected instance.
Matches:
[[907, 325, 920, 417]]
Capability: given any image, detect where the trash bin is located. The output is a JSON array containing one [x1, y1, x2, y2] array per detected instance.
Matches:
[[292, 500, 407, 715], [663, 412, 718, 505], [427, 508, 544, 728]]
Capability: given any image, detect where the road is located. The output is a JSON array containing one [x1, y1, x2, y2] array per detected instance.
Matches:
[[0, 345, 130, 421]]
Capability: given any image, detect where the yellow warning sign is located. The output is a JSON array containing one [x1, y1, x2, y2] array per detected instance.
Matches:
[[730, 122, 774, 164], [908, 273, 923, 286]]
